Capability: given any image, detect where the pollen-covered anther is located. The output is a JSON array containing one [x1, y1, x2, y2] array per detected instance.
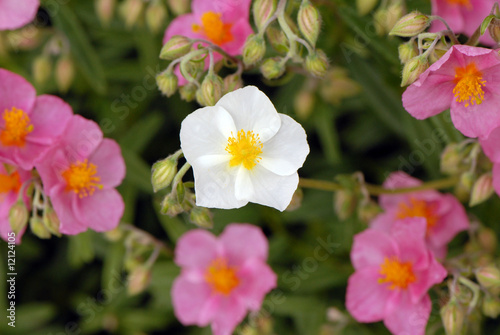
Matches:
[[378, 256, 416, 290], [225, 129, 263, 170], [62, 159, 103, 198], [192, 11, 233, 45], [0, 107, 34, 147], [446, 0, 472, 9], [204, 257, 240, 295], [453, 63, 486, 107]]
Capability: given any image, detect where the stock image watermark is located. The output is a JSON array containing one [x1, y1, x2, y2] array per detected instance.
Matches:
[[6, 232, 17, 328]]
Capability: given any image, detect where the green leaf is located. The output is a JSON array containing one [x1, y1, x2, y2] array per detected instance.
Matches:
[[481, 15, 496, 35]]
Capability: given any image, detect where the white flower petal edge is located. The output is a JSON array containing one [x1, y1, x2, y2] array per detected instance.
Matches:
[[216, 86, 281, 142], [260, 114, 309, 176]]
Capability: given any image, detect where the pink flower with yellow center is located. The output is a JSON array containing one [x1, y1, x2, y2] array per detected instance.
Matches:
[[0, 69, 73, 170], [172, 223, 277, 335], [430, 0, 496, 45], [0, 164, 31, 242], [0, 0, 39, 31], [346, 219, 447, 335], [35, 115, 125, 235], [403, 45, 500, 138], [370, 172, 469, 259], [163, 0, 253, 84]]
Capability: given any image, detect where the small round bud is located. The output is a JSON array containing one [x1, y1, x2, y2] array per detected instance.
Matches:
[[440, 300, 465, 335], [356, 0, 378, 16], [167, 0, 189, 16], [160, 193, 184, 217], [198, 74, 224, 106], [33, 55, 52, 85], [482, 295, 500, 318], [43, 208, 61, 236], [253, 0, 276, 32], [401, 55, 429, 87], [128, 266, 152, 295], [441, 143, 464, 175], [189, 207, 213, 228], [119, 0, 144, 28], [374, 2, 404, 36], [459, 171, 475, 193], [179, 82, 197, 102], [470, 173, 494, 207], [243, 34, 266, 66], [160, 35, 192, 60], [298, 0, 321, 47], [95, 0, 116, 26], [260, 57, 286, 79], [476, 266, 500, 291], [334, 189, 357, 221], [223, 73, 243, 93], [9, 200, 29, 235], [30, 216, 51, 239], [151, 156, 178, 192], [146, 0, 168, 33], [305, 49, 329, 77], [266, 26, 289, 54], [398, 41, 418, 64], [56, 56, 75, 93], [389, 11, 431, 37], [156, 71, 178, 97]]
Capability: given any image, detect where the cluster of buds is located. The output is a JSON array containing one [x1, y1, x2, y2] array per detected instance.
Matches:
[[151, 150, 213, 228], [372, 0, 405, 36]]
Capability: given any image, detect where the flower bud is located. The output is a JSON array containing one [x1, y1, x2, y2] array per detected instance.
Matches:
[[470, 173, 494, 207], [119, 0, 144, 28], [33, 55, 52, 85], [334, 190, 357, 221], [179, 82, 197, 102], [440, 300, 465, 335], [127, 266, 152, 295], [294, 89, 315, 119], [160, 193, 184, 217], [189, 206, 213, 228], [459, 171, 475, 192], [374, 2, 404, 36], [489, 19, 500, 43], [95, 0, 116, 26], [441, 143, 464, 175], [198, 74, 224, 106], [398, 41, 418, 64], [266, 27, 289, 54], [260, 57, 286, 79], [389, 12, 431, 37], [243, 34, 266, 66], [43, 208, 61, 236], [476, 266, 500, 291], [167, 0, 189, 16], [104, 227, 124, 242], [356, 0, 378, 16], [357, 200, 382, 223], [151, 156, 178, 192], [482, 295, 500, 318], [56, 56, 75, 93], [156, 71, 178, 97], [298, 0, 321, 47], [400, 55, 429, 87], [253, 0, 276, 32], [160, 36, 192, 60], [478, 227, 497, 254], [223, 73, 243, 93], [9, 200, 29, 235], [285, 188, 303, 211], [30, 216, 51, 239], [146, 0, 168, 33], [305, 49, 329, 77]]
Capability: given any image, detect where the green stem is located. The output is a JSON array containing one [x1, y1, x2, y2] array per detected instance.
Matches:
[[173, 162, 192, 186], [299, 176, 459, 195], [458, 276, 481, 312], [276, 0, 314, 57]]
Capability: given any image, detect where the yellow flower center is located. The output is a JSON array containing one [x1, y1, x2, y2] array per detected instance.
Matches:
[[0, 171, 21, 194], [62, 159, 103, 198], [225, 129, 263, 170], [446, 0, 472, 9], [378, 257, 416, 290], [0, 107, 34, 147], [453, 63, 486, 107], [192, 11, 233, 45], [395, 197, 440, 230], [204, 258, 240, 295]]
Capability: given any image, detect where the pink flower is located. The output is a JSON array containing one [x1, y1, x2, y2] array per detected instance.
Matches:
[[430, 0, 496, 45], [479, 127, 500, 197], [172, 223, 277, 335], [0, 164, 31, 242], [0, 0, 39, 30], [35, 115, 125, 235], [0, 68, 73, 170], [163, 0, 253, 84], [346, 219, 447, 335], [371, 172, 469, 259], [402, 45, 500, 138]]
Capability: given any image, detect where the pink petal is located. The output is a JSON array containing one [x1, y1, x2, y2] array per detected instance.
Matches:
[[0, 68, 36, 114], [211, 294, 248, 335], [219, 223, 269, 264], [172, 276, 216, 326], [35, 148, 70, 196], [370, 211, 395, 233], [379, 172, 439, 210], [192, 0, 252, 21], [430, 0, 464, 34], [384, 292, 431, 335], [234, 258, 277, 310], [28, 95, 73, 146], [390, 218, 429, 270], [163, 14, 200, 44], [88, 139, 125, 189], [75, 188, 124, 232], [351, 228, 398, 270], [51, 186, 87, 235], [59, 115, 103, 161], [0, 0, 39, 30], [175, 229, 219, 268], [427, 195, 469, 249], [218, 18, 254, 56], [480, 126, 500, 162], [346, 267, 395, 322], [409, 251, 447, 303], [493, 163, 500, 196]]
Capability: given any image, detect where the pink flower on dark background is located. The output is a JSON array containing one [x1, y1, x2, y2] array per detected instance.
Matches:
[[0, 0, 39, 30], [172, 223, 277, 335]]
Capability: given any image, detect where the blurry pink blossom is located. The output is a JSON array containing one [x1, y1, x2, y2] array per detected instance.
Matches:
[[346, 218, 447, 335], [479, 127, 500, 197], [172, 223, 277, 335], [0, 0, 39, 31]]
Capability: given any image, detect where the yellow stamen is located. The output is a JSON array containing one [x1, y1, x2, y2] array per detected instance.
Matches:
[[225, 129, 263, 170], [446, 0, 472, 9], [0, 107, 34, 147], [62, 159, 103, 198], [396, 197, 440, 231], [192, 11, 233, 45], [378, 256, 416, 290], [453, 63, 486, 107], [205, 258, 240, 295], [0, 171, 21, 194]]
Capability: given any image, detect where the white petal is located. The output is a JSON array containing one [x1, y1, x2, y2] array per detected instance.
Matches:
[[180, 105, 237, 166], [260, 114, 310, 176], [193, 162, 248, 209], [247, 166, 299, 211], [235, 166, 254, 200], [194, 154, 230, 169], [216, 86, 281, 142]]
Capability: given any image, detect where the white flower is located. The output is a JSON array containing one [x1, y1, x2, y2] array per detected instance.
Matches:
[[180, 86, 310, 211]]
